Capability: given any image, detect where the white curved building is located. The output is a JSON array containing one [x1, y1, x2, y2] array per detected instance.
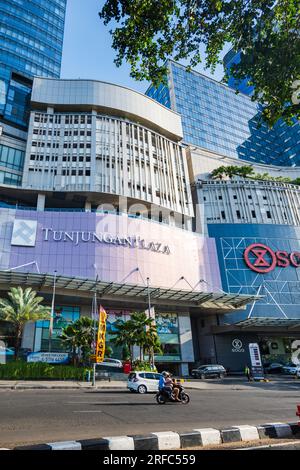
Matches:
[[22, 78, 193, 227]]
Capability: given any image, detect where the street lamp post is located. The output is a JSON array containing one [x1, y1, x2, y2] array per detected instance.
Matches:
[[92, 274, 98, 387], [146, 277, 151, 319], [49, 270, 57, 353], [146, 277, 155, 369]]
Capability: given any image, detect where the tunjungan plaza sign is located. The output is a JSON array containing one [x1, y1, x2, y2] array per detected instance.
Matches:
[[42, 228, 171, 255], [10, 219, 171, 255]]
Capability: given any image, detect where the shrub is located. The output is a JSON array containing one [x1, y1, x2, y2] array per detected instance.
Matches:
[[132, 360, 157, 372], [0, 361, 92, 380]]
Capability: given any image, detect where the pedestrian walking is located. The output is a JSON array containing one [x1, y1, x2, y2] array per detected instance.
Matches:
[[245, 365, 251, 382]]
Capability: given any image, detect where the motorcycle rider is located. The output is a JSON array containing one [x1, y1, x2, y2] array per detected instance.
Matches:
[[159, 371, 174, 399]]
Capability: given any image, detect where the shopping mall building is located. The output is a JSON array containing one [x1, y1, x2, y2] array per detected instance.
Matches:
[[1, 1, 300, 373]]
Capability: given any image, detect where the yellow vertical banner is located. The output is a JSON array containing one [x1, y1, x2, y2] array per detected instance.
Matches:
[[95, 305, 107, 363]]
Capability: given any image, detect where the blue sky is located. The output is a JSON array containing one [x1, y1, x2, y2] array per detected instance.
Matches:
[[61, 0, 226, 93]]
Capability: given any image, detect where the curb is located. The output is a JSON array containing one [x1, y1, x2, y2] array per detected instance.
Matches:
[[11, 422, 300, 450]]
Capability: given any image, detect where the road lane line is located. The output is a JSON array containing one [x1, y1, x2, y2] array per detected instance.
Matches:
[[73, 411, 103, 413]]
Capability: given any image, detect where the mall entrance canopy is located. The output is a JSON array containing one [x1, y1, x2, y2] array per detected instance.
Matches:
[[211, 317, 300, 334], [0, 270, 260, 312]]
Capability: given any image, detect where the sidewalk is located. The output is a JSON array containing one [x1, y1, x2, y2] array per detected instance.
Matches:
[[0, 380, 127, 390], [1, 376, 299, 391]]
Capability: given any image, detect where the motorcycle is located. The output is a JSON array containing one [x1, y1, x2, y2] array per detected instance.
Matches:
[[155, 383, 190, 404]]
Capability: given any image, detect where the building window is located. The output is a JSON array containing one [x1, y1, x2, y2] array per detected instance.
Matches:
[[236, 210, 241, 219], [267, 211, 272, 219], [251, 210, 256, 218]]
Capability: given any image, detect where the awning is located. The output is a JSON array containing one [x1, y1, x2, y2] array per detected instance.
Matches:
[[234, 317, 300, 329], [0, 270, 260, 311], [211, 316, 300, 333]]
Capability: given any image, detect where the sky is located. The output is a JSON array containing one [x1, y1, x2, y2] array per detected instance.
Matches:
[[61, 0, 226, 94]]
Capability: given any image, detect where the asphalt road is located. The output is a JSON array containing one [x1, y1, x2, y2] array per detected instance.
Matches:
[[1, 384, 300, 448]]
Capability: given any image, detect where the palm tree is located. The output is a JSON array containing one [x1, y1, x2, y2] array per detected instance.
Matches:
[[0, 287, 50, 358], [110, 312, 160, 367], [110, 319, 135, 362], [60, 316, 94, 366], [143, 325, 162, 368], [127, 312, 155, 361]]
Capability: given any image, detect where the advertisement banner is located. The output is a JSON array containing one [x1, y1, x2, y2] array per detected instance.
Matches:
[[27, 352, 69, 364], [95, 305, 107, 363], [249, 343, 264, 380]]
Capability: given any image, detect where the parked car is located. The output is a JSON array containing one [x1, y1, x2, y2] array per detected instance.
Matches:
[[96, 358, 123, 368], [263, 362, 284, 374], [282, 363, 300, 375], [127, 371, 161, 394], [95, 358, 123, 374], [191, 364, 226, 379]]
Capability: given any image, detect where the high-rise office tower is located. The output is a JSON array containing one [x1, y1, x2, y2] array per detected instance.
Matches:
[[0, 0, 67, 186], [146, 60, 300, 167]]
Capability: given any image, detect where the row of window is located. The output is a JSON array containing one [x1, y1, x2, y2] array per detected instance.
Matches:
[[0, 144, 24, 172], [0, 169, 22, 186], [30, 155, 91, 162], [33, 129, 60, 136], [64, 130, 92, 137], [61, 169, 90, 176], [31, 141, 92, 149], [34, 114, 61, 124], [33, 114, 93, 125]]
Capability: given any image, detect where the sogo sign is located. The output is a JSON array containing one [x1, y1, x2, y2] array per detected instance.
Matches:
[[244, 243, 300, 274]]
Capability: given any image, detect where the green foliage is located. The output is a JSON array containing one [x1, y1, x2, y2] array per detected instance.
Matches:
[[59, 316, 94, 365], [210, 165, 300, 185], [122, 344, 131, 361], [0, 361, 91, 380], [211, 165, 254, 180], [110, 312, 161, 366], [105, 343, 113, 358], [99, 0, 300, 126], [0, 287, 50, 357], [132, 359, 157, 372]]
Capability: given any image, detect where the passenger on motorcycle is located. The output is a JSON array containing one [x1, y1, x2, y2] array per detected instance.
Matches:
[[159, 371, 173, 399]]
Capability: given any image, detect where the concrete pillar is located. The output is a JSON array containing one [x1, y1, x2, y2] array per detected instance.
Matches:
[[178, 314, 194, 364], [179, 363, 190, 376], [37, 193, 45, 211], [21, 321, 36, 351], [85, 201, 92, 212]]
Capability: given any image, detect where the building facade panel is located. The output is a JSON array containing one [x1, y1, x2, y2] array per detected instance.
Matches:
[[207, 223, 300, 321], [0, 208, 222, 292], [22, 78, 193, 222]]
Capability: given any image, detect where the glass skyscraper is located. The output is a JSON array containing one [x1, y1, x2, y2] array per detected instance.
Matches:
[[146, 60, 300, 167], [0, 0, 67, 186]]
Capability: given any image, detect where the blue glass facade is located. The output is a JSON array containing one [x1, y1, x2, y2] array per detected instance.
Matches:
[[223, 49, 254, 96], [0, 0, 67, 129], [207, 223, 300, 324], [0, 0, 66, 79], [146, 61, 300, 167], [224, 50, 300, 167], [0, 0, 67, 186]]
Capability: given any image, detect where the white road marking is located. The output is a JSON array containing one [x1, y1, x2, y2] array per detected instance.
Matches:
[[73, 410, 103, 413]]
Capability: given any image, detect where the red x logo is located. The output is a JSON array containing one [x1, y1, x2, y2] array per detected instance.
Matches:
[[244, 243, 277, 273]]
